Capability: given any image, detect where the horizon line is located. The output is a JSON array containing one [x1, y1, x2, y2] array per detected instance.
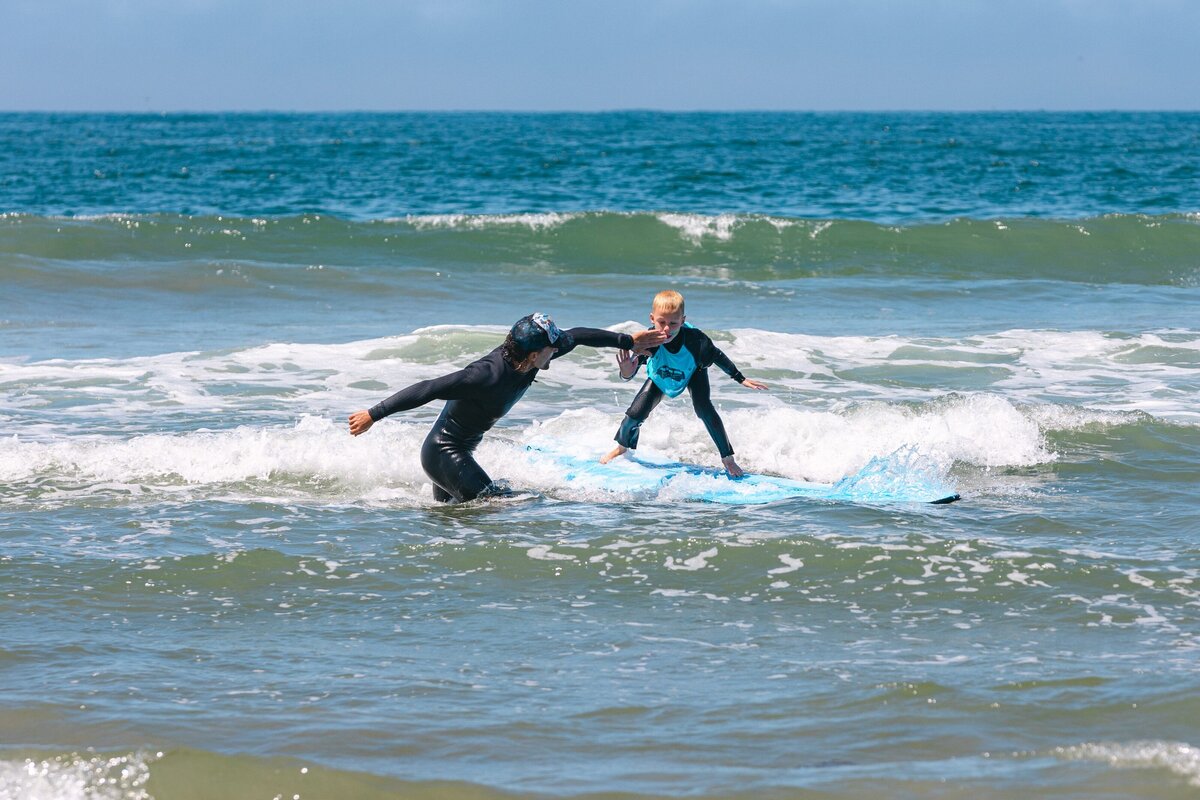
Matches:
[[3, 107, 1200, 115]]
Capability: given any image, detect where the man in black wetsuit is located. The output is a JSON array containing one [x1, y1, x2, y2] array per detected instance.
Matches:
[[600, 290, 767, 476], [348, 313, 668, 503]]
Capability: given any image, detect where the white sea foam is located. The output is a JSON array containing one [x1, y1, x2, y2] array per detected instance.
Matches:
[[656, 213, 744, 242], [665, 547, 719, 571], [0, 397, 983, 506], [0, 416, 434, 506], [527, 393, 1044, 485], [53, 213, 148, 223], [768, 555, 805, 575], [2, 326, 1195, 429], [525, 545, 576, 562], [725, 326, 1200, 423], [2, 324, 1196, 506], [0, 751, 155, 800], [1055, 741, 1200, 787], [652, 212, 800, 242], [402, 212, 579, 230]]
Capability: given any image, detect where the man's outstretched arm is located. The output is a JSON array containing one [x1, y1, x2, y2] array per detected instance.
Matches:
[[348, 365, 486, 436], [555, 327, 668, 358]]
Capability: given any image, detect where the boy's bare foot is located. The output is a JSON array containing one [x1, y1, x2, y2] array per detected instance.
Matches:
[[722, 455, 745, 478], [600, 445, 627, 464]]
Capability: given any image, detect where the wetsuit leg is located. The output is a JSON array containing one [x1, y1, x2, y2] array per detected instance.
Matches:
[[420, 417, 493, 503], [615, 379, 666, 450], [686, 369, 734, 458]]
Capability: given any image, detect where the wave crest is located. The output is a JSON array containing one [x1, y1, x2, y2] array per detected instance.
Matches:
[[3, 212, 1198, 286]]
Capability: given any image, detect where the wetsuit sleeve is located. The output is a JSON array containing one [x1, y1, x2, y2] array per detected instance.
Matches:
[[552, 327, 635, 359], [710, 347, 746, 384], [367, 364, 490, 421], [696, 332, 746, 384]]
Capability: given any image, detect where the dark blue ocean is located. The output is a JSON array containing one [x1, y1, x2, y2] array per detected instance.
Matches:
[[2, 113, 1199, 799]]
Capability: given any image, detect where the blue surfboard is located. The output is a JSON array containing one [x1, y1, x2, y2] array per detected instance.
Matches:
[[524, 445, 960, 506]]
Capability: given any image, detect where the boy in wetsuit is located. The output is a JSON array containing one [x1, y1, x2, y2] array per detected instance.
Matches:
[[348, 313, 667, 503], [600, 291, 768, 477]]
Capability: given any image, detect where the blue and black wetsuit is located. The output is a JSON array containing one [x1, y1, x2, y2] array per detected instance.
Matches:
[[369, 328, 636, 503], [615, 326, 746, 458]]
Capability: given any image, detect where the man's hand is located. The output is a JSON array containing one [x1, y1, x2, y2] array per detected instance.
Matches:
[[741, 378, 769, 390], [614, 350, 639, 379], [348, 410, 374, 436], [722, 455, 745, 478], [630, 328, 669, 354]]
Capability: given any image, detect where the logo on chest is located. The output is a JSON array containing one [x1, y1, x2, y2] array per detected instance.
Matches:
[[654, 365, 686, 382]]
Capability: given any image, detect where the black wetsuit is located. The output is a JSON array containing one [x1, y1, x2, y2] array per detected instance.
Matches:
[[615, 327, 745, 458], [368, 328, 636, 503]]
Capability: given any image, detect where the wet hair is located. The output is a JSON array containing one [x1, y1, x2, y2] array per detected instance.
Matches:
[[501, 333, 532, 368], [652, 290, 685, 315]]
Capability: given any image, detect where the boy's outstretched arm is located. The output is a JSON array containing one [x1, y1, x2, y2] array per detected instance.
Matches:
[[706, 340, 768, 391]]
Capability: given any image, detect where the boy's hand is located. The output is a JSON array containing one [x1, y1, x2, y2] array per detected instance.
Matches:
[[614, 350, 639, 379], [722, 455, 745, 478], [630, 328, 669, 353], [348, 410, 374, 436], [741, 378, 768, 390]]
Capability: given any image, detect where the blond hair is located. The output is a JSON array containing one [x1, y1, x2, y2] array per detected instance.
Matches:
[[651, 290, 685, 315]]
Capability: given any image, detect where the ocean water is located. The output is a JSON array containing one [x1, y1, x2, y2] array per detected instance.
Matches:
[[1, 112, 1199, 799]]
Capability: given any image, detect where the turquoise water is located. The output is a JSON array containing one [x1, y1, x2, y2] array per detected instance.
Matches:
[[2, 113, 1199, 799]]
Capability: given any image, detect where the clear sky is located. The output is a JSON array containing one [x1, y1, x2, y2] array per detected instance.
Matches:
[[2, 0, 1197, 111]]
